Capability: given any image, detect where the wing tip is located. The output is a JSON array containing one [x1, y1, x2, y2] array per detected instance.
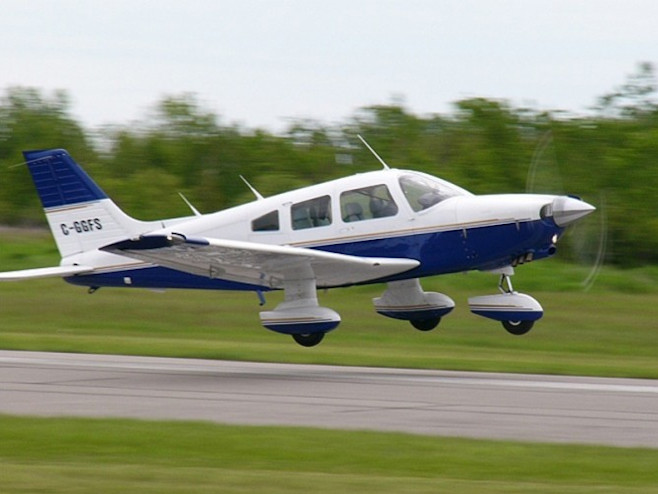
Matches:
[[0, 265, 93, 281]]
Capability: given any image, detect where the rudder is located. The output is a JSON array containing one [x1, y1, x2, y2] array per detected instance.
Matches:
[[23, 149, 108, 209]]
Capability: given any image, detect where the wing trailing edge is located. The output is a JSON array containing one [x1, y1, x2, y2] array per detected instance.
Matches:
[[102, 234, 419, 289]]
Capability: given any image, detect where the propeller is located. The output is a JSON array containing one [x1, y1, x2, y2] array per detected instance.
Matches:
[[525, 131, 608, 291]]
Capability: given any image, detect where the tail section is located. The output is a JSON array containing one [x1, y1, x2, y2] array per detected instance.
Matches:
[[23, 149, 153, 258]]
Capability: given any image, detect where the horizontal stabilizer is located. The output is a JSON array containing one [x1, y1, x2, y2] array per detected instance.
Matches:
[[0, 265, 93, 281]]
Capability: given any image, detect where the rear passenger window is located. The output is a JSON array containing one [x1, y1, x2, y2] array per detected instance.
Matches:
[[252, 210, 279, 231], [341, 184, 398, 222], [291, 196, 332, 230]]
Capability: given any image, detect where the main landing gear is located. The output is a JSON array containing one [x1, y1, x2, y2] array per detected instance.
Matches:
[[259, 270, 542, 346], [373, 279, 455, 332], [468, 270, 543, 335], [259, 277, 340, 347]]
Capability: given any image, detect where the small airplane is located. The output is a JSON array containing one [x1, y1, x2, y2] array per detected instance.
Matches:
[[1, 139, 595, 346]]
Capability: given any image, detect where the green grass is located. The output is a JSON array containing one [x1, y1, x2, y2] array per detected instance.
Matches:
[[0, 227, 60, 269], [2, 231, 658, 492], [2, 415, 658, 493], [1, 229, 658, 378]]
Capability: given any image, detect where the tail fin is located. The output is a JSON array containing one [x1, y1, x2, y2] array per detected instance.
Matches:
[[23, 149, 151, 258]]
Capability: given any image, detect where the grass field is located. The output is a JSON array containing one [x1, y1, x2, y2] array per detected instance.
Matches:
[[2, 230, 658, 493], [2, 416, 658, 493], [1, 229, 658, 378]]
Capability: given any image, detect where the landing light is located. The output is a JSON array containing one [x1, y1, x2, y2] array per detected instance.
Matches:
[[552, 234, 558, 244]]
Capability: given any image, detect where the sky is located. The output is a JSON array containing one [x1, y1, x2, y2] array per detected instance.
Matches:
[[1, 0, 657, 132]]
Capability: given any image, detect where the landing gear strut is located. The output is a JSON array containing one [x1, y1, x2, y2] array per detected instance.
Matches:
[[498, 272, 515, 295]]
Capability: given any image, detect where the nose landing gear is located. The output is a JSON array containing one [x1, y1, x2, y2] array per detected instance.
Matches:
[[468, 270, 543, 335]]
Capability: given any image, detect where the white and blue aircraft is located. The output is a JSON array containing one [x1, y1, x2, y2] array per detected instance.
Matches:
[[1, 142, 595, 346]]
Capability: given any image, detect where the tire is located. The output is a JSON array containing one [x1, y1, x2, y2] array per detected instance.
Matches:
[[502, 320, 534, 335], [410, 317, 441, 331], [292, 332, 325, 347]]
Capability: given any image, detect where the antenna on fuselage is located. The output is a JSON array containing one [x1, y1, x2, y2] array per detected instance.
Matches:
[[240, 175, 265, 200], [178, 192, 202, 216], [357, 134, 391, 170]]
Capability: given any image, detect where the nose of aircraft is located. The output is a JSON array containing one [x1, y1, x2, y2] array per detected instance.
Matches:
[[548, 196, 596, 227]]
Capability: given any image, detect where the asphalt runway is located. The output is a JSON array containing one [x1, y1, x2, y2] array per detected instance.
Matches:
[[1, 350, 657, 448]]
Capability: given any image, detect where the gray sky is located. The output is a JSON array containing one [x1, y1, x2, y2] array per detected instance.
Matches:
[[2, 0, 657, 131]]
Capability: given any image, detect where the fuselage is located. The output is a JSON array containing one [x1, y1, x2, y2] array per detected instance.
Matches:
[[66, 168, 577, 291]]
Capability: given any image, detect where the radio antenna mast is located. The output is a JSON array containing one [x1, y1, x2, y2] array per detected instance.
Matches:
[[357, 134, 391, 170]]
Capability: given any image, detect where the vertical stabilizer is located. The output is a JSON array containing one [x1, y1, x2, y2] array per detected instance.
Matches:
[[22, 149, 152, 258]]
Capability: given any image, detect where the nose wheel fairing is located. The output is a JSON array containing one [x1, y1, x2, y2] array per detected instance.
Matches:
[[468, 272, 543, 333], [468, 292, 543, 322]]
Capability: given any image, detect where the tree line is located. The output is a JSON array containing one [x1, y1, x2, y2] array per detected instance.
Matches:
[[1, 64, 657, 266]]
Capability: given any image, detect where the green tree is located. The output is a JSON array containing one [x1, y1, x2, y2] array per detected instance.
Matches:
[[2, 74, 658, 266], [595, 62, 658, 118], [0, 87, 91, 224]]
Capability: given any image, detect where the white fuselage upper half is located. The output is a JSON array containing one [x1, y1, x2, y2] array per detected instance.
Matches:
[[63, 168, 593, 288], [142, 171, 556, 245]]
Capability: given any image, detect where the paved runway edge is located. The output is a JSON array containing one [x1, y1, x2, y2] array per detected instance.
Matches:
[[1, 350, 657, 448]]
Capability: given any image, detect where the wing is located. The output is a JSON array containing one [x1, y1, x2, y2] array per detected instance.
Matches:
[[102, 234, 419, 289], [0, 265, 93, 281]]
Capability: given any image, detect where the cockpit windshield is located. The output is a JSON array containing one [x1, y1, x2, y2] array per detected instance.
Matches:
[[399, 173, 471, 212]]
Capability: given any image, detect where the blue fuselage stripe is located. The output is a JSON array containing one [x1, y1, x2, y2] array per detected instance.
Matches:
[[66, 220, 562, 290]]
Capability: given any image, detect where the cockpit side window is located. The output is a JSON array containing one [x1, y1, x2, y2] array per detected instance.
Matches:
[[399, 174, 463, 212], [251, 210, 280, 232], [291, 195, 332, 230], [340, 184, 398, 222]]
